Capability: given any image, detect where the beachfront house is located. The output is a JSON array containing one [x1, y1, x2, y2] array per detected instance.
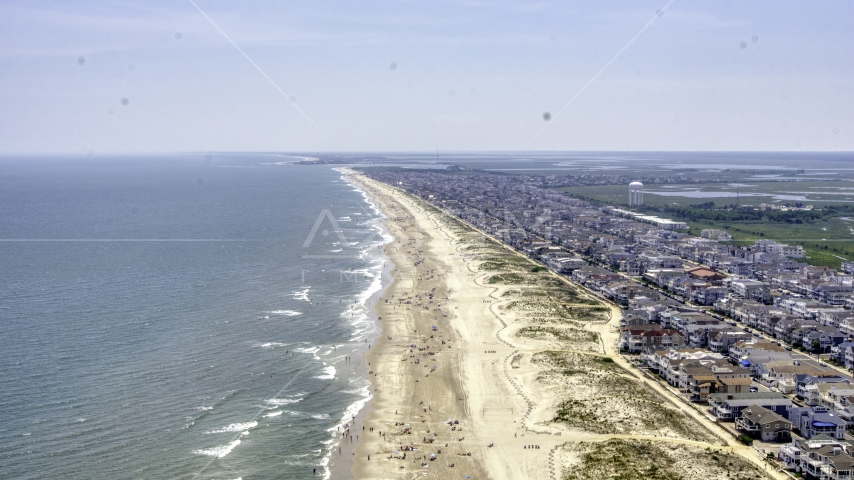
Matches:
[[788, 406, 847, 439], [779, 435, 854, 478], [682, 363, 751, 403], [708, 392, 792, 421], [735, 404, 792, 442], [621, 328, 684, 354]]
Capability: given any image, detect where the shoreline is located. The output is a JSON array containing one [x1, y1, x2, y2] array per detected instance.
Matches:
[[326, 170, 396, 479], [326, 256, 396, 479]]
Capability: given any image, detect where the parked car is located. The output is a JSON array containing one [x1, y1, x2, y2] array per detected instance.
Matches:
[[749, 387, 759, 393]]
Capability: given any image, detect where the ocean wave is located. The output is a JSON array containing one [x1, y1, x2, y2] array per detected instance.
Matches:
[[291, 287, 310, 302], [207, 421, 258, 434], [341, 388, 369, 395], [193, 439, 240, 458], [265, 398, 304, 406], [196, 406, 213, 411], [314, 365, 336, 380], [327, 385, 372, 436], [280, 458, 321, 467], [280, 450, 325, 467], [293, 346, 321, 360], [293, 346, 318, 353], [258, 342, 287, 349], [269, 410, 328, 420], [269, 310, 302, 316]]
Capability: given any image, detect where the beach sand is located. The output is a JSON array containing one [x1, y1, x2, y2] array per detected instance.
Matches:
[[338, 171, 782, 480]]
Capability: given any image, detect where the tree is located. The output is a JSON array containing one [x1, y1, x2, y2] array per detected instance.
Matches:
[[811, 339, 821, 353]]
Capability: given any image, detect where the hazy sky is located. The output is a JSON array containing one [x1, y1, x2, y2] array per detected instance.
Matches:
[[1, 0, 851, 154]]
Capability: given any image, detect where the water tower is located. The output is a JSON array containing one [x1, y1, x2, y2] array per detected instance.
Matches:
[[628, 181, 644, 206]]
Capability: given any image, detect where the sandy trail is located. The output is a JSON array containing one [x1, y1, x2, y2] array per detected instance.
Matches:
[[341, 172, 784, 480]]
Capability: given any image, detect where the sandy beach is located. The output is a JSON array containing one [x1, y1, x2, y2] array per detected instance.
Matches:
[[340, 170, 782, 480]]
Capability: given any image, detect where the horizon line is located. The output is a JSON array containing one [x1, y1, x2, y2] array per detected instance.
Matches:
[[1, 149, 853, 157]]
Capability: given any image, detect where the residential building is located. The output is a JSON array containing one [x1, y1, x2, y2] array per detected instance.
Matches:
[[735, 404, 792, 442], [708, 392, 792, 421], [789, 406, 847, 439]]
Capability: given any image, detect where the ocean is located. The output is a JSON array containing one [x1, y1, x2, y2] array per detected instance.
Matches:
[[0, 155, 389, 479]]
